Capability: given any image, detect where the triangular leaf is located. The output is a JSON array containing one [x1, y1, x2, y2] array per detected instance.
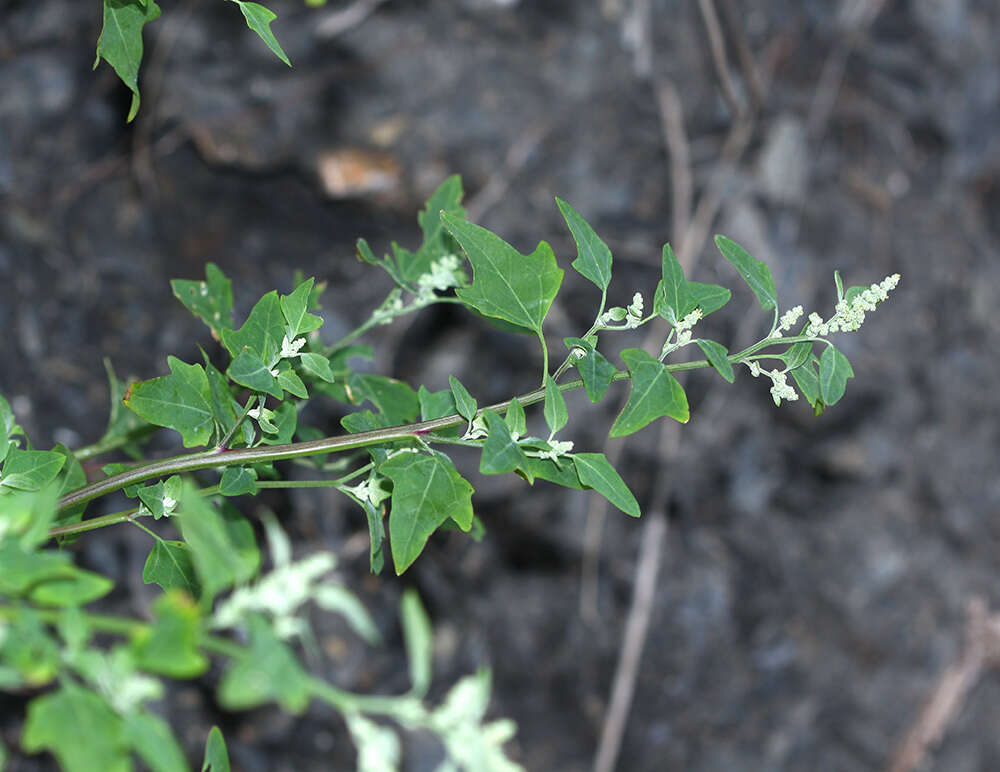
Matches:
[[221, 291, 285, 366], [653, 243, 692, 323], [280, 277, 323, 339], [610, 349, 689, 437], [573, 453, 640, 517], [445, 214, 563, 335], [231, 1, 291, 66], [94, 0, 162, 122]]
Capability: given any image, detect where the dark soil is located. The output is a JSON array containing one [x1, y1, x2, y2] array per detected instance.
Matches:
[[2, 0, 999, 770]]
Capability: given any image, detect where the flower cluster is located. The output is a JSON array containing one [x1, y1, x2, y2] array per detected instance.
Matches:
[[746, 361, 799, 406], [805, 274, 900, 337], [771, 305, 803, 338], [416, 254, 464, 297]]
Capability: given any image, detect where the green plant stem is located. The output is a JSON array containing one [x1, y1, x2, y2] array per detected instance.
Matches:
[[58, 336, 812, 520]]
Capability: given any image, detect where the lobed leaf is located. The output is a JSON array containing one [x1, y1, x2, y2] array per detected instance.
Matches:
[[280, 277, 323, 339], [444, 213, 563, 336], [125, 357, 214, 448], [610, 349, 689, 437], [171, 263, 234, 339], [381, 450, 474, 574], [221, 291, 284, 366]]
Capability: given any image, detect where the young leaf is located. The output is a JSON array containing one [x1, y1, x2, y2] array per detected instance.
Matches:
[[22, 683, 129, 771], [504, 397, 526, 437], [714, 236, 777, 311], [142, 540, 201, 598], [227, 350, 282, 399], [380, 450, 474, 574], [687, 281, 732, 316], [819, 345, 854, 406], [695, 339, 735, 383], [275, 367, 307, 399], [573, 453, 640, 517], [418, 175, 466, 256], [361, 498, 386, 575], [543, 375, 568, 435], [203, 727, 231, 772], [449, 375, 478, 424], [479, 410, 531, 479], [94, 0, 162, 122], [0, 448, 65, 492], [125, 357, 214, 448], [444, 213, 564, 336], [258, 400, 297, 445], [298, 352, 335, 383], [124, 712, 189, 772], [556, 197, 612, 292], [610, 349, 689, 437], [654, 243, 692, 323], [230, 1, 291, 66], [171, 263, 234, 339], [565, 337, 616, 403], [834, 269, 845, 302], [280, 277, 323, 339], [400, 589, 433, 697], [221, 291, 284, 366]]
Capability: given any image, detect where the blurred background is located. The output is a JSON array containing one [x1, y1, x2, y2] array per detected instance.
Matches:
[[2, 0, 999, 769]]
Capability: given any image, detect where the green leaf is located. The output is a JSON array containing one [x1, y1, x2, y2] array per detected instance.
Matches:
[[226, 350, 282, 399], [219, 466, 258, 496], [654, 243, 692, 323], [418, 175, 465, 253], [418, 386, 457, 421], [52, 444, 87, 525], [202, 727, 230, 772], [834, 269, 845, 301], [444, 213, 564, 335], [1, 608, 60, 685], [348, 374, 419, 426], [380, 450, 474, 574], [142, 540, 201, 597], [230, 1, 291, 66], [556, 197, 612, 292], [171, 263, 234, 339], [400, 589, 433, 698], [0, 447, 65, 491], [23, 683, 129, 772], [124, 357, 214, 448], [449, 375, 478, 424], [221, 291, 285, 365], [299, 352, 335, 382], [695, 339, 735, 383], [124, 712, 189, 772], [572, 453, 640, 517], [218, 616, 311, 713], [504, 397, 526, 437], [714, 236, 777, 311], [360, 498, 386, 575], [566, 337, 616, 403], [479, 410, 531, 479], [610, 349, 689, 437], [523, 454, 584, 490], [258, 400, 297, 445], [543, 375, 568, 435], [790, 355, 825, 416], [819, 345, 854, 406], [781, 340, 813, 371], [177, 486, 259, 602], [94, 0, 162, 122], [131, 591, 208, 678], [275, 367, 307, 399], [280, 277, 323, 339], [0, 487, 59, 551], [687, 281, 732, 316], [28, 565, 114, 607]]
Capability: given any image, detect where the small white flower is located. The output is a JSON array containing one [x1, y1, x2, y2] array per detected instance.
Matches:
[[537, 440, 574, 460], [767, 368, 798, 406], [778, 305, 803, 333], [675, 308, 702, 333], [416, 254, 463, 295], [162, 496, 177, 510], [280, 334, 306, 359], [270, 368, 280, 377], [746, 360, 761, 377]]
